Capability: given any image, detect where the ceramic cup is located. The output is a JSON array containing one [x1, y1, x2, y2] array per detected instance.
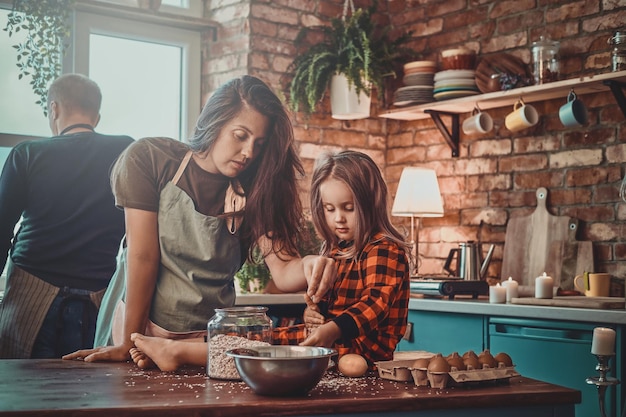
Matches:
[[559, 90, 588, 128], [505, 99, 539, 132], [574, 272, 611, 297], [462, 107, 493, 135]]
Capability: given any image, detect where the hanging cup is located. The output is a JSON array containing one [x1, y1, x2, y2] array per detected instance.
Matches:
[[559, 90, 588, 128], [505, 98, 539, 132], [462, 106, 493, 135]]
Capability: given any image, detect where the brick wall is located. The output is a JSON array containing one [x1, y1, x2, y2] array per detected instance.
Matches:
[[205, 0, 626, 283]]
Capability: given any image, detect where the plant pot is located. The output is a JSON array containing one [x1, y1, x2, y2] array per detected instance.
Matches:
[[330, 74, 371, 120]]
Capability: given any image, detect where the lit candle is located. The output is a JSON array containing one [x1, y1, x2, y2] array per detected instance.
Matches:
[[489, 283, 506, 304], [503, 276, 519, 302], [591, 327, 616, 356], [535, 272, 554, 299]]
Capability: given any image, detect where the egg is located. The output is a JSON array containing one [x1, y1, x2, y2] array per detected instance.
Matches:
[[494, 352, 514, 367], [338, 353, 368, 377], [412, 357, 431, 370], [446, 352, 466, 371], [478, 349, 498, 368], [427, 353, 451, 373]]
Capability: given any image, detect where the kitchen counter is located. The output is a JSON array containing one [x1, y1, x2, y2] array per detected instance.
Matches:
[[0, 359, 579, 417], [408, 295, 626, 325]]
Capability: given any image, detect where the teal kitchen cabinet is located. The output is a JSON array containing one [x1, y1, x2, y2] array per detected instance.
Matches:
[[488, 317, 623, 417], [398, 310, 487, 355]]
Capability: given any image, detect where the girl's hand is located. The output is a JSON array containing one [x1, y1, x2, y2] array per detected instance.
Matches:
[[299, 321, 341, 348], [62, 343, 132, 363]]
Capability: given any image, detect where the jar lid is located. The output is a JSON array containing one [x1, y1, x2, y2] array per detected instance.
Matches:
[[609, 31, 626, 45], [531, 35, 560, 51]]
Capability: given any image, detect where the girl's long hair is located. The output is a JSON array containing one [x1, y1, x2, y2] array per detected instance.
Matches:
[[310, 150, 409, 259], [187, 75, 304, 259]]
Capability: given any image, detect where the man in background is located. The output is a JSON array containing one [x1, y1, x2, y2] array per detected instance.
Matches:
[[0, 73, 134, 358]]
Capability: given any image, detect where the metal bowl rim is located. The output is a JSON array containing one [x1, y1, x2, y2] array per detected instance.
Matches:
[[226, 346, 337, 360]]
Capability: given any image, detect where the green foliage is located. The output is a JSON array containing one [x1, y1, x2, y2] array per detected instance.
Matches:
[[235, 220, 323, 293], [3, 0, 75, 116], [287, 0, 416, 117]]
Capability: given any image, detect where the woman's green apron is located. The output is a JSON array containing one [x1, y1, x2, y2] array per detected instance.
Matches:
[[94, 151, 243, 346]]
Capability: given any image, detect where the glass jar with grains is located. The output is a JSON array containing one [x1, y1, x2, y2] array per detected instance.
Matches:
[[206, 306, 272, 379], [531, 36, 560, 84]]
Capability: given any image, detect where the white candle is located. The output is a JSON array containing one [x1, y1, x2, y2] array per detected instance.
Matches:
[[535, 272, 554, 299], [591, 327, 616, 356], [489, 283, 506, 304], [503, 276, 519, 302]]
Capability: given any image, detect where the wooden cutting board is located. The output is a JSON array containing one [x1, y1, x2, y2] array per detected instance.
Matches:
[[547, 218, 594, 290], [511, 296, 625, 310], [500, 188, 571, 287]]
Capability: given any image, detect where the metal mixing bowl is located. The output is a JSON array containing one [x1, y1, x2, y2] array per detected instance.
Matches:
[[226, 346, 336, 396]]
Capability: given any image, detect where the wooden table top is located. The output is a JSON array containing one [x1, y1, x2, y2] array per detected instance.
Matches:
[[0, 359, 580, 417]]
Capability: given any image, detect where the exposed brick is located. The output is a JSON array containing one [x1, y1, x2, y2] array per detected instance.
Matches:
[[606, 143, 626, 164], [582, 10, 626, 32], [467, 174, 512, 192], [469, 138, 512, 156], [562, 206, 616, 222], [498, 11, 544, 35], [460, 208, 508, 226], [513, 135, 561, 153], [549, 149, 603, 168], [482, 32, 528, 54], [514, 171, 564, 189], [489, 0, 536, 19], [588, 222, 621, 241], [566, 167, 612, 187], [499, 154, 548, 172]]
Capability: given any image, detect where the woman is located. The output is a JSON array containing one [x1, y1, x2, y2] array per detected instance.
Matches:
[[64, 75, 335, 363]]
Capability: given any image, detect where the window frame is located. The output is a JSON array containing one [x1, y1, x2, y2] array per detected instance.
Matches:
[[69, 11, 201, 141]]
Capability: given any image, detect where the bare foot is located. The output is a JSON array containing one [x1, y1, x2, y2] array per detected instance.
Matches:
[[130, 333, 182, 372], [129, 346, 156, 369]]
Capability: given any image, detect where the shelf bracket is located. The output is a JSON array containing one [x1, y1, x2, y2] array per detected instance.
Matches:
[[424, 110, 459, 157], [603, 79, 626, 118]]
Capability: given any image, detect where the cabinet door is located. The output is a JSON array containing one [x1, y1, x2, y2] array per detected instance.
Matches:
[[489, 317, 620, 417], [398, 310, 486, 355]]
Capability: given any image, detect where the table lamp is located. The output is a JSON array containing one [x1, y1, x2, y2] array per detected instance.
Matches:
[[392, 167, 444, 277]]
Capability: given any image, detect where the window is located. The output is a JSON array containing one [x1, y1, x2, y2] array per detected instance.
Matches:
[[72, 11, 201, 141]]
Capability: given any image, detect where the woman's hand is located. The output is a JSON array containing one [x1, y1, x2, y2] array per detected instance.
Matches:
[[62, 343, 133, 363], [302, 293, 325, 333], [302, 255, 336, 303]]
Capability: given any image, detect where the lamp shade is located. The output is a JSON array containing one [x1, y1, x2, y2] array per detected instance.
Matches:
[[392, 167, 444, 217]]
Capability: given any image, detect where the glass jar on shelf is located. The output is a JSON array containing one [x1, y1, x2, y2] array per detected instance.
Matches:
[[531, 36, 560, 84], [206, 306, 272, 379], [609, 31, 626, 72]]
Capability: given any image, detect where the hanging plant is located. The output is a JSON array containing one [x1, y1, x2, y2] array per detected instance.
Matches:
[[3, 0, 75, 116], [287, 0, 417, 118]]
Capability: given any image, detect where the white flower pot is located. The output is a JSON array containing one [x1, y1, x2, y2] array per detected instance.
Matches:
[[330, 74, 371, 120]]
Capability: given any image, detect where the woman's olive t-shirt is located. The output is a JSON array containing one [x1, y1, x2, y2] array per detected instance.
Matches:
[[111, 137, 229, 216]]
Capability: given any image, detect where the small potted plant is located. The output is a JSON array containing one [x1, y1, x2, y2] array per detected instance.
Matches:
[[287, 0, 416, 120]]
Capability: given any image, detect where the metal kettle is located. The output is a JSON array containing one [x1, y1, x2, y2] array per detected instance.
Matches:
[[443, 241, 495, 280]]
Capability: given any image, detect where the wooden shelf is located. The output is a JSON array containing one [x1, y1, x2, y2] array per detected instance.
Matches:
[[378, 70, 626, 157], [379, 70, 626, 121]]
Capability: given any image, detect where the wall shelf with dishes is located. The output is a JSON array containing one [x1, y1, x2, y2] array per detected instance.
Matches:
[[379, 70, 626, 157]]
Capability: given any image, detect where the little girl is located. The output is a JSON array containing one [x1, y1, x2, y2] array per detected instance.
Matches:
[[124, 150, 410, 370], [273, 150, 411, 365]]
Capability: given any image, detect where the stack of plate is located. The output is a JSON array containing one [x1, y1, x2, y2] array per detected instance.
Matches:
[[393, 60, 436, 106], [433, 69, 480, 101]]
